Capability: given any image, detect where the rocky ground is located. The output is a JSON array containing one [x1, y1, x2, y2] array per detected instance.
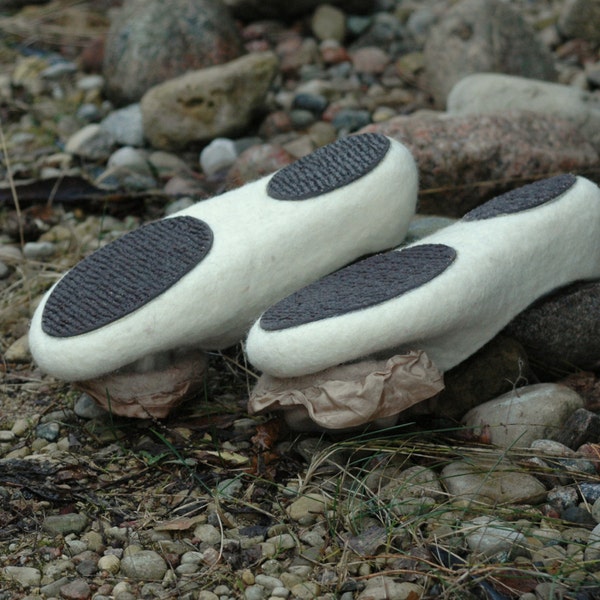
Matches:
[[1, 0, 600, 599]]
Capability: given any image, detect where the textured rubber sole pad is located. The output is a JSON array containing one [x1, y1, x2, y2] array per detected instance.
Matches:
[[259, 174, 578, 332], [42, 216, 213, 337], [267, 133, 390, 200], [260, 244, 457, 331], [464, 174, 576, 221]]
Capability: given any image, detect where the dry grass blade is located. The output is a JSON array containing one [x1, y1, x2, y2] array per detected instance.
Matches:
[[0, 117, 24, 250]]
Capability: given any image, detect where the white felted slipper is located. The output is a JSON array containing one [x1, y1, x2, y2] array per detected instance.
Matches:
[[29, 133, 418, 382], [246, 174, 600, 378]]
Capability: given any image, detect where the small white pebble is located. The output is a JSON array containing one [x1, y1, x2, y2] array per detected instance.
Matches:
[[23, 241, 56, 260], [199, 137, 237, 177]]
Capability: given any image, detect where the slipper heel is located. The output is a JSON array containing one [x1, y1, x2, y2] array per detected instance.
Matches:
[[29, 133, 418, 381], [246, 174, 600, 378]]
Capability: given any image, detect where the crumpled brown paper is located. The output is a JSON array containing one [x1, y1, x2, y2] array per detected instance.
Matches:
[[76, 350, 207, 419], [248, 350, 444, 431]]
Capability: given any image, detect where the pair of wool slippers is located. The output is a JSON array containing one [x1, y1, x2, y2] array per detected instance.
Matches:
[[28, 133, 600, 426]]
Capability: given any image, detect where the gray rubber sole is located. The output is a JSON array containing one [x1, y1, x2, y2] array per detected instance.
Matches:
[[260, 244, 457, 330], [41, 133, 392, 339], [42, 216, 213, 338], [259, 174, 578, 331]]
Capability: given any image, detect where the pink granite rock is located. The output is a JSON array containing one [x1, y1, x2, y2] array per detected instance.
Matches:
[[361, 110, 599, 216]]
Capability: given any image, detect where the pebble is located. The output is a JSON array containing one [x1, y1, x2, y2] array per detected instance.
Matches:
[[289, 109, 316, 129], [311, 4, 346, 43], [65, 124, 115, 160], [580, 484, 600, 504], [0, 430, 15, 442], [35, 421, 60, 442], [77, 74, 104, 92], [0, 260, 9, 278], [441, 459, 547, 505], [461, 383, 584, 448], [2, 566, 41, 588], [292, 92, 328, 114], [40, 576, 71, 598], [107, 146, 152, 176], [11, 415, 33, 437], [200, 137, 238, 177], [255, 574, 283, 590], [97, 554, 120, 574], [350, 46, 390, 75], [465, 516, 527, 558], [74, 393, 107, 419], [148, 150, 192, 178], [76, 103, 102, 123], [332, 108, 371, 131], [194, 523, 222, 545], [120, 550, 168, 581], [3, 334, 30, 363], [100, 104, 145, 147], [43, 513, 89, 536], [59, 578, 91, 600], [165, 197, 195, 215], [23, 241, 56, 260], [245, 584, 266, 600], [290, 582, 320, 599], [561, 506, 597, 527], [547, 486, 579, 510], [226, 143, 295, 188], [358, 578, 423, 600], [0, 245, 23, 263], [286, 492, 329, 523], [141, 51, 279, 150]]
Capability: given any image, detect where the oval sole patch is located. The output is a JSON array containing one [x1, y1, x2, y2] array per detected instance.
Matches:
[[259, 244, 457, 331], [463, 174, 576, 221], [42, 216, 214, 338], [267, 133, 391, 200]]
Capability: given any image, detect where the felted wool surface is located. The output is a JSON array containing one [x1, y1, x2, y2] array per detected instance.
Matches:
[[29, 133, 418, 381], [249, 350, 444, 431], [246, 174, 600, 378]]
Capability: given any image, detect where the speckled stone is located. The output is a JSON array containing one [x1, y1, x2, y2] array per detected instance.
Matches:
[[361, 111, 599, 216], [424, 0, 556, 106], [104, 0, 244, 104], [120, 550, 168, 581], [505, 281, 600, 373], [441, 459, 547, 505], [461, 384, 584, 448], [43, 513, 89, 535]]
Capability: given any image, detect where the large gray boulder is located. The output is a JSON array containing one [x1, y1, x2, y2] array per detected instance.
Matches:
[[103, 0, 244, 105], [424, 0, 556, 107]]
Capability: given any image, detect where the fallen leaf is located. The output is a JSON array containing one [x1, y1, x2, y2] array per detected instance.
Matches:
[[154, 515, 205, 531], [251, 419, 281, 451]]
